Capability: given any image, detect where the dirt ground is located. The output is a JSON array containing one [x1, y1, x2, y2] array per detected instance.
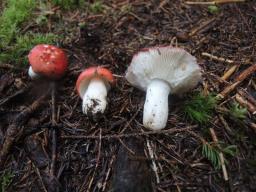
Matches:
[[0, 0, 256, 191]]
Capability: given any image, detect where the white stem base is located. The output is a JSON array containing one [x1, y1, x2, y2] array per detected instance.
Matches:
[[82, 78, 108, 115], [28, 66, 39, 79], [143, 79, 171, 130]]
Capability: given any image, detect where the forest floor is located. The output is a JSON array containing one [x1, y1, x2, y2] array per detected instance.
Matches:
[[0, 0, 256, 192]]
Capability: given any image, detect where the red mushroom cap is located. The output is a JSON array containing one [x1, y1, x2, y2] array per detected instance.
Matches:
[[76, 66, 114, 98], [28, 44, 68, 79]]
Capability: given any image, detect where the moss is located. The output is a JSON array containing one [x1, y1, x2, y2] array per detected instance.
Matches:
[[0, 0, 36, 48], [0, 0, 60, 65], [0, 33, 59, 65], [51, 0, 84, 10]]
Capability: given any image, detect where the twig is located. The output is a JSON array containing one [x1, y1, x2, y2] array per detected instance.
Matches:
[[202, 52, 234, 64], [221, 65, 238, 80], [102, 156, 115, 192], [218, 115, 233, 135], [86, 129, 102, 192], [217, 64, 256, 99], [235, 94, 256, 114], [34, 165, 48, 192], [0, 84, 31, 106], [209, 128, 228, 181], [50, 82, 57, 176], [185, 0, 245, 5], [189, 18, 216, 37], [235, 64, 256, 82], [61, 126, 197, 140], [238, 89, 256, 107], [146, 139, 160, 184], [0, 92, 48, 168]]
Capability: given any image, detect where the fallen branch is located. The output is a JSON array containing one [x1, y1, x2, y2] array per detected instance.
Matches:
[[0, 91, 48, 168], [61, 126, 197, 140], [0, 84, 31, 106]]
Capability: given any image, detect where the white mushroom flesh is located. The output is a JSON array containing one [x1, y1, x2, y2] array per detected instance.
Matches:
[[82, 78, 108, 115], [125, 46, 202, 130], [143, 79, 171, 130], [28, 66, 39, 79]]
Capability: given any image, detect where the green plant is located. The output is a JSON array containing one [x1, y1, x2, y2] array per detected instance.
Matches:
[[0, 33, 59, 64], [202, 143, 221, 169], [89, 1, 103, 13], [202, 142, 238, 169], [0, 170, 14, 192], [51, 0, 84, 10], [208, 5, 219, 14], [183, 93, 217, 124], [0, 0, 36, 48], [229, 102, 247, 120]]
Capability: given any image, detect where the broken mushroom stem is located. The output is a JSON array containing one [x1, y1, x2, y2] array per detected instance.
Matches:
[[143, 79, 171, 130], [82, 77, 108, 114]]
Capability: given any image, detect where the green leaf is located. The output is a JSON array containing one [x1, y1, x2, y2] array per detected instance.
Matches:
[[208, 5, 219, 14]]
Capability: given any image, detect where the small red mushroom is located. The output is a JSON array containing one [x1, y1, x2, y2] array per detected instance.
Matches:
[[28, 44, 68, 79], [76, 66, 114, 115]]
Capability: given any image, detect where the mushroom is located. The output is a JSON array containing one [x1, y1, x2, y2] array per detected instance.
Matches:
[[76, 66, 114, 115], [125, 46, 201, 130], [28, 44, 68, 79]]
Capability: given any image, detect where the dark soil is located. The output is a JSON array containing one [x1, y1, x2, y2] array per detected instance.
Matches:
[[0, 1, 256, 192]]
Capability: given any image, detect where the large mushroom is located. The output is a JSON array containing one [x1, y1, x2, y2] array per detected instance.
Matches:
[[125, 46, 202, 130], [28, 44, 68, 79], [76, 66, 114, 115]]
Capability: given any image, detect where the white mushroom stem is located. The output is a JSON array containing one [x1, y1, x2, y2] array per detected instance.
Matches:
[[28, 66, 39, 79], [143, 79, 171, 130], [82, 78, 108, 115]]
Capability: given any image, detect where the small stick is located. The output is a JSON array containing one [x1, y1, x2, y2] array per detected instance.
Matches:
[[86, 129, 102, 192], [50, 82, 57, 176], [218, 115, 233, 134], [146, 139, 160, 184], [189, 18, 216, 37], [217, 81, 240, 99], [61, 126, 197, 140], [34, 165, 48, 192], [0, 92, 48, 168], [235, 94, 256, 115], [235, 64, 256, 82], [209, 128, 228, 181], [102, 156, 115, 192], [202, 52, 234, 64], [0, 85, 31, 106], [185, 0, 245, 5], [221, 65, 238, 80], [238, 89, 256, 106], [217, 64, 256, 99]]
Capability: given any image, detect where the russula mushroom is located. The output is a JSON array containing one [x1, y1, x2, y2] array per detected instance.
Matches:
[[76, 66, 114, 115], [28, 44, 68, 79], [125, 46, 201, 130]]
